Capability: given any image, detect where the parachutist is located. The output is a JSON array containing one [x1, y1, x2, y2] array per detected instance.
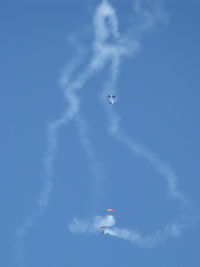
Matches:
[[108, 95, 116, 104]]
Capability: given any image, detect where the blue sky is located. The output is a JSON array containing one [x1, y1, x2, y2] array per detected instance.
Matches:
[[1, 0, 200, 266]]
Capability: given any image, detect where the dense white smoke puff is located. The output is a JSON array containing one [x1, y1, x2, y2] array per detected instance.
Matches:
[[68, 213, 187, 248], [69, 215, 115, 234]]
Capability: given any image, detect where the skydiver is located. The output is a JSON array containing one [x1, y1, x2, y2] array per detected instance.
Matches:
[[100, 225, 107, 234], [108, 95, 116, 104], [107, 208, 114, 215]]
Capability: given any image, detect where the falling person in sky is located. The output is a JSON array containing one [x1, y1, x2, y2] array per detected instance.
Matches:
[[108, 95, 116, 104], [99, 225, 108, 234], [107, 208, 114, 216]]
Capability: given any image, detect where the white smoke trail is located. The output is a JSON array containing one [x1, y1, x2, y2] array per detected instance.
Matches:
[[69, 213, 187, 248], [15, 1, 197, 264], [15, 49, 89, 265], [15, 92, 79, 266], [68, 0, 197, 248], [69, 215, 115, 234], [97, 0, 191, 246], [15, 1, 121, 264], [105, 221, 186, 248], [75, 115, 106, 196]]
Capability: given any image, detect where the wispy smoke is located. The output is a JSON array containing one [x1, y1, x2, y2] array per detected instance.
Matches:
[[75, 115, 106, 195], [15, 0, 120, 264], [108, 125, 188, 204], [105, 220, 185, 248], [68, 213, 187, 248], [69, 215, 115, 234], [68, 0, 196, 248], [16, 0, 196, 264], [15, 116, 65, 266]]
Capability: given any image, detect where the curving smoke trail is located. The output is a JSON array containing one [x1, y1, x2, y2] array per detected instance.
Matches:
[[15, 1, 121, 264], [15, 1, 196, 264], [68, 0, 197, 247], [15, 57, 83, 266], [15, 45, 107, 267]]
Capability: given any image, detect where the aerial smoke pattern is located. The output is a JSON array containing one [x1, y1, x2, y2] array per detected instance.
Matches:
[[68, 0, 194, 247], [16, 1, 194, 264], [15, 1, 119, 264], [69, 214, 186, 248]]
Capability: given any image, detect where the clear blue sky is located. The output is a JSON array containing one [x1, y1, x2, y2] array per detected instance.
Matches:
[[0, 0, 200, 266]]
